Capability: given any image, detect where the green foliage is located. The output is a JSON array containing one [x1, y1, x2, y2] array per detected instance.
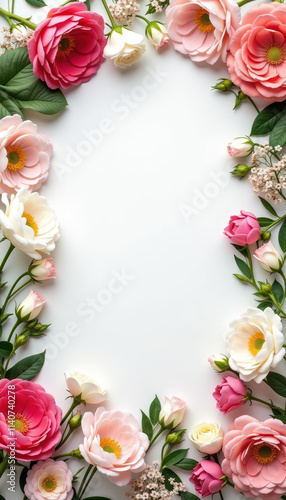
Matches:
[[25, 0, 46, 5], [175, 458, 198, 471], [250, 101, 286, 136], [162, 468, 182, 491], [266, 372, 286, 398], [272, 279, 284, 303], [279, 219, 286, 252], [0, 340, 13, 357], [6, 351, 45, 380], [141, 410, 153, 440], [162, 449, 189, 468], [257, 217, 275, 228], [149, 395, 161, 426], [258, 197, 278, 217], [234, 256, 251, 279]]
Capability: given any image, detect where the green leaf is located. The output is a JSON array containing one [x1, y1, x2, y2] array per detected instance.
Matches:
[[257, 301, 273, 311], [83, 498, 113, 500], [25, 0, 46, 5], [180, 493, 201, 500], [257, 217, 275, 228], [20, 467, 29, 494], [149, 395, 161, 426], [6, 351, 45, 380], [278, 219, 286, 252], [0, 341, 13, 358], [270, 113, 286, 147], [266, 372, 286, 397], [141, 410, 153, 441], [162, 449, 188, 468], [175, 458, 198, 471], [0, 89, 24, 120], [272, 414, 286, 423], [250, 101, 286, 136], [272, 279, 284, 303], [258, 197, 278, 217], [17, 79, 68, 115], [162, 468, 182, 491], [234, 255, 251, 279], [84, 0, 91, 9]]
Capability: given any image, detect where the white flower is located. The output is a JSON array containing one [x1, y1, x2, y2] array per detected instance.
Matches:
[[104, 27, 145, 68], [17, 290, 46, 321], [24, 459, 73, 500], [253, 241, 283, 272], [65, 370, 107, 404], [146, 22, 169, 50], [227, 137, 254, 158], [159, 396, 187, 428], [0, 189, 59, 259], [225, 307, 285, 383], [208, 353, 229, 372], [189, 422, 223, 454]]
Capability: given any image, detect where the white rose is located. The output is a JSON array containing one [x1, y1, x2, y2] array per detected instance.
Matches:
[[225, 307, 285, 383], [227, 137, 254, 158], [159, 396, 187, 428], [146, 22, 169, 50], [104, 27, 145, 68], [65, 371, 107, 404], [253, 241, 282, 272], [189, 422, 223, 454]]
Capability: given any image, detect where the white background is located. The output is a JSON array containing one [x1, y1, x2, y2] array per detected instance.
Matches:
[[1, 1, 282, 498]]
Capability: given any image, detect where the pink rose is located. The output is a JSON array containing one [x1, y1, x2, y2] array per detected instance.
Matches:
[[0, 115, 52, 195], [222, 415, 286, 499], [159, 396, 187, 428], [227, 137, 254, 158], [29, 258, 56, 281], [28, 2, 106, 90], [254, 241, 282, 272], [190, 460, 225, 498], [0, 379, 62, 461], [16, 290, 46, 320], [224, 210, 261, 246], [166, 0, 240, 64], [213, 376, 246, 414], [227, 3, 286, 102], [80, 407, 149, 486]]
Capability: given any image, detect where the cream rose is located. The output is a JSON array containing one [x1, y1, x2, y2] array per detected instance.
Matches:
[[190, 422, 224, 454], [159, 396, 187, 428], [104, 27, 145, 68], [65, 371, 107, 404]]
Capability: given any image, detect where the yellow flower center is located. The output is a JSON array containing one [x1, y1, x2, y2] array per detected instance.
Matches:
[[252, 443, 278, 464], [13, 413, 28, 434], [194, 8, 215, 33], [57, 35, 75, 58], [100, 437, 121, 458], [265, 44, 286, 65], [248, 331, 265, 356], [22, 212, 38, 236], [6, 145, 26, 171], [42, 476, 57, 492]]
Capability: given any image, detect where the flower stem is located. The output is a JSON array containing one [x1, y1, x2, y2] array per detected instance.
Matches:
[[136, 14, 150, 24], [249, 394, 285, 414], [0, 7, 37, 29], [1, 272, 30, 317], [246, 96, 259, 114], [61, 398, 81, 424], [77, 465, 97, 500], [0, 454, 9, 478], [55, 428, 73, 450], [147, 425, 165, 450], [237, 0, 255, 7], [262, 214, 286, 234], [100, 0, 118, 29], [0, 243, 14, 275]]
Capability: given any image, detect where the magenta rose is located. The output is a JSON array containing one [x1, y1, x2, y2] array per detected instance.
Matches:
[[213, 376, 246, 414], [222, 415, 286, 499], [227, 3, 286, 102], [190, 460, 225, 498], [0, 379, 62, 461], [224, 210, 260, 246], [28, 2, 106, 90]]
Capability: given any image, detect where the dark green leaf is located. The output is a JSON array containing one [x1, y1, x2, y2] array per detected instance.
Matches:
[[17, 79, 68, 115], [20, 467, 29, 493], [272, 279, 284, 303], [175, 458, 198, 471], [279, 219, 286, 252], [272, 414, 286, 423], [257, 301, 273, 311], [0, 341, 13, 358], [84, 0, 91, 9], [25, 0, 46, 5], [0, 89, 24, 120], [258, 197, 278, 217], [266, 372, 286, 397], [257, 217, 275, 228], [232, 244, 248, 257], [270, 114, 286, 147], [141, 410, 153, 440], [149, 395, 161, 426], [6, 351, 45, 380], [83, 498, 113, 500], [250, 101, 286, 136], [180, 493, 201, 500], [162, 468, 182, 491], [0, 496, 5, 500], [234, 255, 251, 279], [162, 449, 188, 468]]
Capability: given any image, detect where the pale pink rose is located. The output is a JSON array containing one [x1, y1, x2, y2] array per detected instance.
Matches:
[[213, 376, 246, 414], [24, 459, 73, 500], [222, 415, 286, 499], [28, 2, 106, 90], [80, 407, 149, 486], [166, 0, 241, 64], [224, 210, 261, 246], [254, 241, 282, 272], [29, 258, 56, 281], [227, 3, 286, 102], [146, 22, 169, 50], [0, 115, 52, 195], [159, 396, 187, 428], [0, 379, 62, 461], [227, 137, 254, 158], [190, 460, 225, 497], [17, 290, 46, 320]]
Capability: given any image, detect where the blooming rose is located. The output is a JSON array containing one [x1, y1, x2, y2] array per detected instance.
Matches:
[[159, 396, 187, 428], [227, 3, 286, 102], [24, 459, 73, 500], [189, 422, 223, 454], [213, 376, 247, 414], [166, 0, 240, 64], [224, 210, 260, 246], [190, 460, 225, 498], [104, 27, 145, 68], [222, 415, 286, 499], [254, 241, 282, 272], [0, 115, 52, 195], [0, 189, 60, 259], [146, 22, 169, 50], [225, 307, 285, 383], [28, 2, 106, 90], [29, 258, 56, 281], [80, 407, 149, 485], [65, 370, 107, 404], [227, 137, 254, 158], [0, 379, 61, 460], [17, 290, 46, 321]]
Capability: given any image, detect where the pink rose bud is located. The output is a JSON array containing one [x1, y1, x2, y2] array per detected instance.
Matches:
[[159, 396, 187, 428], [224, 210, 261, 246], [213, 376, 247, 414], [253, 241, 282, 272], [146, 22, 169, 50], [227, 137, 254, 158], [29, 258, 56, 281], [190, 460, 225, 498], [17, 290, 46, 321]]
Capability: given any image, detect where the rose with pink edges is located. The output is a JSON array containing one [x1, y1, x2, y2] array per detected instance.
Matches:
[[0, 115, 52, 195], [165, 0, 240, 64], [224, 210, 261, 246]]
